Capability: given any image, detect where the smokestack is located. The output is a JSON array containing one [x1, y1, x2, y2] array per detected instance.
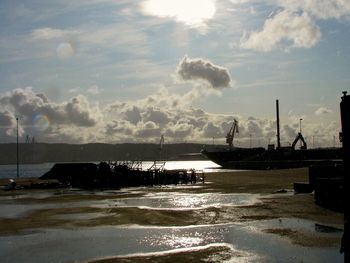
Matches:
[[276, 100, 281, 149]]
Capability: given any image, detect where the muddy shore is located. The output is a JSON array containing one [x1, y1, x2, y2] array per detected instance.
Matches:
[[0, 168, 344, 262]]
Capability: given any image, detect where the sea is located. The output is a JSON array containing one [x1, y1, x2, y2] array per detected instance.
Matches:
[[0, 160, 224, 180]]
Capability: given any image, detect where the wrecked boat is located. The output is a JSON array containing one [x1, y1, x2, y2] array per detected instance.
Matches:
[[40, 161, 204, 189]]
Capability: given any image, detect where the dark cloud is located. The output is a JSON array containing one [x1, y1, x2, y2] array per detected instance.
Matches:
[[124, 106, 142, 125], [105, 120, 133, 136], [165, 122, 193, 138], [203, 122, 223, 137], [142, 107, 170, 126], [135, 121, 161, 138], [0, 110, 14, 127], [177, 56, 232, 89], [283, 124, 297, 139]]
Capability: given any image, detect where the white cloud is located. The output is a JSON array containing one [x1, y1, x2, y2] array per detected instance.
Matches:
[[30, 27, 78, 41], [177, 56, 232, 89], [86, 85, 102, 95], [0, 110, 19, 136], [315, 107, 332, 115], [275, 0, 350, 20], [240, 10, 321, 52], [69, 87, 81, 93]]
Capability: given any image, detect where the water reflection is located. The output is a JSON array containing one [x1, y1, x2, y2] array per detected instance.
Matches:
[[100, 192, 260, 210], [0, 222, 342, 263]]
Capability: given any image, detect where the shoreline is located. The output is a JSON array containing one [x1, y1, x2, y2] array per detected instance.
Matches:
[[0, 168, 343, 226], [0, 168, 344, 261]]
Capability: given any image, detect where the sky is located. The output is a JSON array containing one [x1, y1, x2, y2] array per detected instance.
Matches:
[[0, 0, 349, 147]]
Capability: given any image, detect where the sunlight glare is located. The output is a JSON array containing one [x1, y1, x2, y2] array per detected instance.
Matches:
[[142, 0, 216, 28]]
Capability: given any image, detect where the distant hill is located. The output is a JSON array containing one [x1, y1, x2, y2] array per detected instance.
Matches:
[[0, 143, 210, 164]]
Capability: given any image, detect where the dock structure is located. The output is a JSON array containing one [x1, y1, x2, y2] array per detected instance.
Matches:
[[40, 160, 204, 189]]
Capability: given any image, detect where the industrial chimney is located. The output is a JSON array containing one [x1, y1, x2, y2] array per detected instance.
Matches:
[[276, 100, 281, 149]]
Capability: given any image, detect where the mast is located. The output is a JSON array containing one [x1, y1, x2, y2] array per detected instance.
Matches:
[[276, 100, 281, 149]]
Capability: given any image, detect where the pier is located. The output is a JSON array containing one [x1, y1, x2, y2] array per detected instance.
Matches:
[[39, 161, 205, 189]]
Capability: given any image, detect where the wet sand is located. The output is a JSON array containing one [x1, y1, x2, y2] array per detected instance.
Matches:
[[0, 168, 344, 262]]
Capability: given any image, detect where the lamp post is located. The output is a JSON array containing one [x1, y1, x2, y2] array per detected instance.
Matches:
[[16, 116, 19, 178]]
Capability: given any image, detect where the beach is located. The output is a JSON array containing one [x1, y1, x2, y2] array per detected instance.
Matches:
[[0, 168, 344, 262]]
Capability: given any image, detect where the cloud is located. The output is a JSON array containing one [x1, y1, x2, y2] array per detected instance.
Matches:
[[0, 110, 14, 127], [0, 87, 101, 128], [275, 0, 350, 20], [105, 120, 134, 136], [142, 107, 170, 126], [283, 124, 297, 139], [30, 27, 78, 41], [135, 121, 161, 138], [65, 95, 100, 127], [240, 10, 321, 52], [141, 0, 216, 31], [315, 107, 332, 116], [203, 122, 222, 137], [176, 56, 232, 89], [123, 106, 142, 125], [165, 122, 193, 138], [0, 85, 339, 146], [69, 87, 81, 93], [79, 24, 149, 53], [0, 110, 19, 136], [86, 85, 102, 95]]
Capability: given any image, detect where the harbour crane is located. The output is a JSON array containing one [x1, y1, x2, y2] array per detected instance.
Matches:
[[226, 119, 239, 148]]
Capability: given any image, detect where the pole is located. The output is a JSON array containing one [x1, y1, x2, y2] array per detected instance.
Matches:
[[299, 118, 303, 149], [276, 100, 281, 149], [16, 117, 19, 178], [340, 91, 349, 260]]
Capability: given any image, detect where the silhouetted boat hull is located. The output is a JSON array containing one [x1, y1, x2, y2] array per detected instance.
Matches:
[[201, 147, 342, 170]]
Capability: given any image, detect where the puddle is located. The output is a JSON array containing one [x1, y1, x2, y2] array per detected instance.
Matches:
[[243, 218, 344, 235], [0, 188, 141, 218], [0, 221, 343, 263], [0, 189, 343, 262]]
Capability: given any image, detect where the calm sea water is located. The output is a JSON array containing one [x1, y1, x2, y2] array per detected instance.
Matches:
[[0, 160, 223, 179]]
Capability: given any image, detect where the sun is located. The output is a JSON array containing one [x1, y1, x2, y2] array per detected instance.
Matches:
[[141, 0, 216, 28]]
